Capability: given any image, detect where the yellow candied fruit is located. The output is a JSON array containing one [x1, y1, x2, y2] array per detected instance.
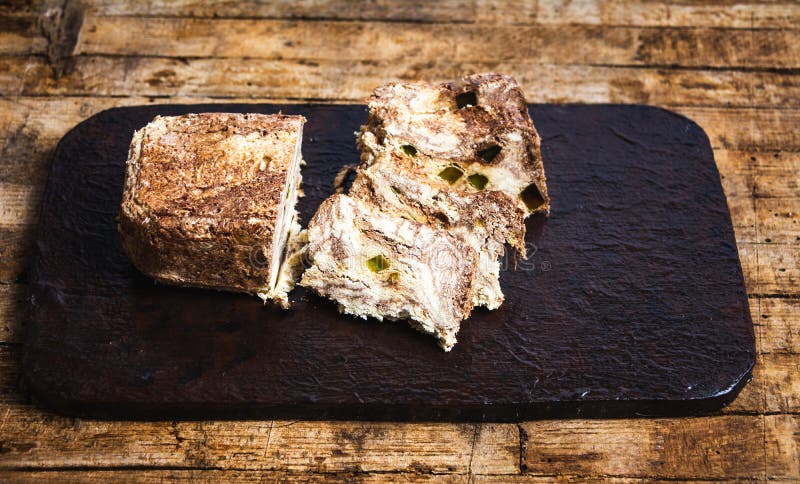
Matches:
[[367, 254, 391, 273], [467, 173, 488, 190], [438, 165, 464, 184]]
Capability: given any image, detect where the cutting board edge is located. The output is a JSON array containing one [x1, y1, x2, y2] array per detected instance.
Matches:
[[21, 344, 755, 422]]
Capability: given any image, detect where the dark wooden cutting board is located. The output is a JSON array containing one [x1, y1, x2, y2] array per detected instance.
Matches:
[[23, 104, 755, 421]]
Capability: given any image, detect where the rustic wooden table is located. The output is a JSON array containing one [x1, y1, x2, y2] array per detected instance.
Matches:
[[1, 1, 798, 481]]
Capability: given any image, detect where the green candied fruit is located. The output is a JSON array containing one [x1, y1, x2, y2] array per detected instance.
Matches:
[[520, 183, 545, 211], [400, 144, 417, 156], [477, 144, 501, 162], [438, 165, 464, 184], [367, 254, 391, 273], [389, 271, 400, 284], [456, 91, 477, 108], [390, 185, 402, 195], [467, 173, 488, 190]]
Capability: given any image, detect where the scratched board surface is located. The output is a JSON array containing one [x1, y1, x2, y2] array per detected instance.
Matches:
[[23, 104, 755, 421]]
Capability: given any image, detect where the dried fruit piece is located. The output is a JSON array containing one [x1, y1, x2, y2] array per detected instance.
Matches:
[[401, 144, 417, 156], [467, 173, 488, 190], [520, 183, 545, 211], [367, 254, 391, 272], [456, 91, 477, 108], [477, 145, 501, 162], [438, 165, 464, 184], [433, 212, 450, 225]]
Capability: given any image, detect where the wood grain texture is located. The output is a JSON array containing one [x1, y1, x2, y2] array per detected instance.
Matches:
[[0, 471, 470, 483], [754, 151, 800, 199], [4, 55, 800, 109], [0, 0, 798, 479], [535, 0, 800, 29], [79, 0, 800, 29], [0, 403, 517, 474], [762, 353, 800, 413], [74, 17, 800, 69], [81, 0, 536, 23], [758, 297, 800, 354], [751, 244, 800, 295], [520, 416, 765, 478], [765, 414, 800, 479], [757, 198, 800, 245]]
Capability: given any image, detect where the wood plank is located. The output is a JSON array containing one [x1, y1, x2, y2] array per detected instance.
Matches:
[[758, 297, 800, 354], [82, 0, 532, 24], [77, 0, 800, 29], [521, 416, 765, 478], [0, 284, 26, 345], [536, 0, 800, 29], [0, 470, 739, 483], [7, 55, 800, 108], [75, 17, 800, 69], [0, 471, 467, 483], [477, 478, 729, 484], [0, 406, 519, 473], [765, 414, 800, 479]]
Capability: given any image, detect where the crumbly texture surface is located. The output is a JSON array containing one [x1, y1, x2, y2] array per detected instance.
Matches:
[[349, 156, 526, 309], [301, 73, 548, 349], [300, 194, 477, 351], [118, 112, 306, 302], [358, 73, 549, 216], [354, 73, 546, 310]]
